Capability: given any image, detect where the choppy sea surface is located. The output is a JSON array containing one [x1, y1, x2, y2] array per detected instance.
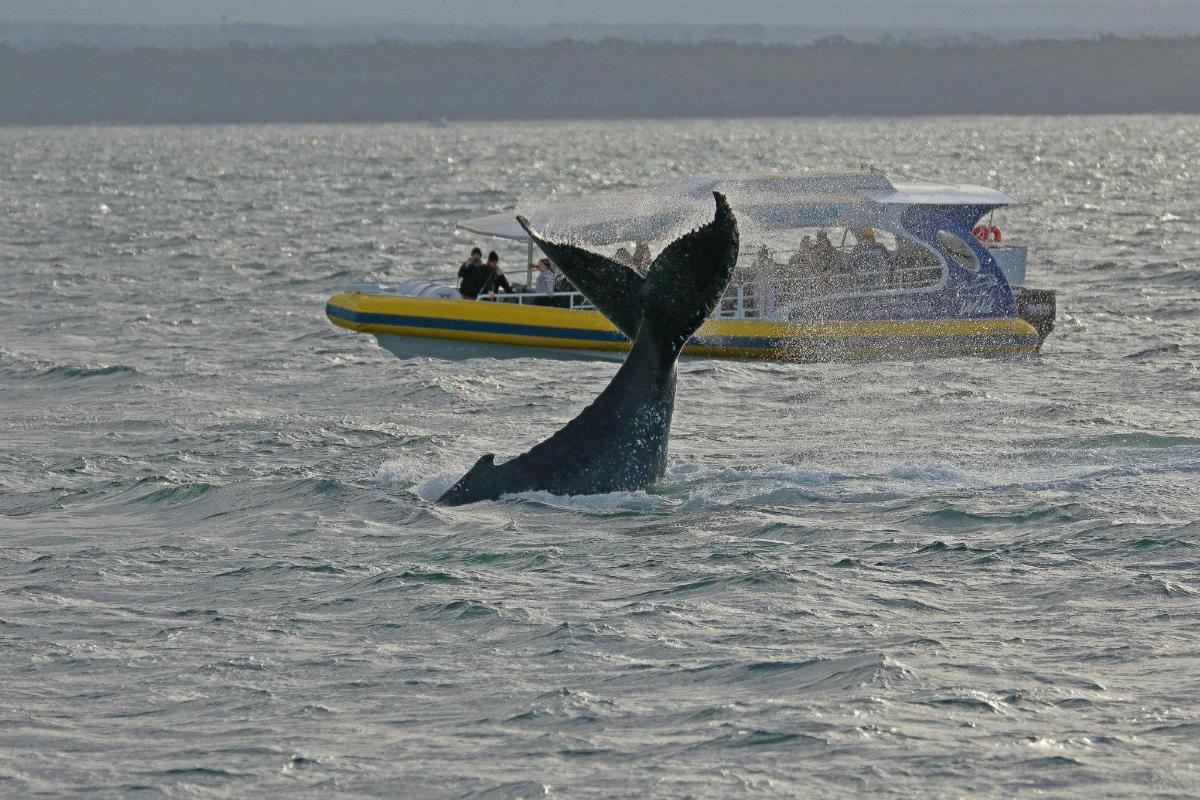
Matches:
[[1, 116, 1198, 798]]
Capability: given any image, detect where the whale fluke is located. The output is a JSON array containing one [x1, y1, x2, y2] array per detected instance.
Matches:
[[515, 215, 645, 339], [438, 192, 739, 506]]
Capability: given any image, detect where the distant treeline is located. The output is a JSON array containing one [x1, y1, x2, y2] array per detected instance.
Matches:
[[1, 37, 1198, 124]]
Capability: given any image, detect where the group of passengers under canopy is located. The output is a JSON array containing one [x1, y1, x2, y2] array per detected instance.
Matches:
[[767, 228, 941, 293]]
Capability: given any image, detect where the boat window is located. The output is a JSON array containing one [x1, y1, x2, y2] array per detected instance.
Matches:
[[891, 235, 945, 288], [937, 231, 980, 272]]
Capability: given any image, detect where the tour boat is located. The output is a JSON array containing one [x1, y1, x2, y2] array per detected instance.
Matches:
[[326, 172, 1056, 362]]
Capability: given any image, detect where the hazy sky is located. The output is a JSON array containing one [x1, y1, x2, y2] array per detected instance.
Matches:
[[2, 0, 1198, 31]]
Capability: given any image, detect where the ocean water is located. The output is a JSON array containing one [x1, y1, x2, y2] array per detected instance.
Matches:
[[1, 116, 1198, 798]]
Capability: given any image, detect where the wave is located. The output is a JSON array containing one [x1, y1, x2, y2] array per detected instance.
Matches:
[[1124, 343, 1185, 359], [38, 363, 140, 380], [404, 447, 1200, 517], [130, 481, 219, 506], [213, 560, 349, 578], [919, 692, 1010, 714], [1142, 264, 1200, 286], [1152, 269, 1200, 286], [1025, 431, 1200, 451], [0, 486, 92, 517], [373, 458, 430, 488], [0, 351, 141, 382], [141, 767, 249, 780], [456, 782, 553, 800], [676, 653, 911, 695], [621, 570, 801, 600], [494, 488, 671, 514], [907, 502, 1089, 530], [76, 475, 357, 519], [413, 598, 524, 624], [502, 687, 617, 728], [686, 725, 827, 751]]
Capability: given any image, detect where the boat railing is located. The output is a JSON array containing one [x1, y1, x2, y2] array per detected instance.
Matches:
[[476, 290, 593, 310], [462, 256, 955, 323], [713, 264, 945, 320], [716, 283, 766, 320]]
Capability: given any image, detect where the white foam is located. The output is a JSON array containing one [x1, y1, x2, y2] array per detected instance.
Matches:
[[667, 461, 850, 486], [371, 459, 418, 486], [372, 458, 462, 501], [414, 472, 461, 502], [499, 488, 670, 512]]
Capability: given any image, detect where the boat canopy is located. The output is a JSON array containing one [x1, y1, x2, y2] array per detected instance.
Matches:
[[458, 172, 1017, 246]]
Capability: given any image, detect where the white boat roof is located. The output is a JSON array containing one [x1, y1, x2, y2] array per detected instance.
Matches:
[[458, 172, 1017, 243]]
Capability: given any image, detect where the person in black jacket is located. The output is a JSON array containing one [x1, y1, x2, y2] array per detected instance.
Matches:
[[480, 251, 513, 298], [458, 247, 483, 276], [457, 246, 490, 299]]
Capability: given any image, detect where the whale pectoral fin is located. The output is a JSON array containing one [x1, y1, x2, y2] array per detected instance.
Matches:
[[517, 215, 644, 340], [642, 192, 740, 346]]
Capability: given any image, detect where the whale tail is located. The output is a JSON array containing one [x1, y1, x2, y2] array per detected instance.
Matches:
[[639, 192, 740, 353], [517, 191, 739, 351], [437, 193, 739, 506]]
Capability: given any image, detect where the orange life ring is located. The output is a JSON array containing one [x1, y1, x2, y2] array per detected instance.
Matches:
[[972, 225, 988, 241]]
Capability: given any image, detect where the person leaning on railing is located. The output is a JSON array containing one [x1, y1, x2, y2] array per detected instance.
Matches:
[[480, 251, 514, 299], [531, 258, 557, 306]]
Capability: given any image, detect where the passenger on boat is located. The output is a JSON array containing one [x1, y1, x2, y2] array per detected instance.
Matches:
[[532, 258, 557, 306], [751, 245, 778, 316], [534, 258, 555, 293], [457, 247, 491, 299], [785, 235, 824, 296], [812, 230, 845, 274], [614, 246, 635, 267], [458, 246, 483, 277], [848, 228, 891, 288], [788, 235, 816, 270], [753, 244, 772, 271], [482, 251, 514, 299]]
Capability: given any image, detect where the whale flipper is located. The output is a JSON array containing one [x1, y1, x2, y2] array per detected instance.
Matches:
[[516, 215, 644, 339], [438, 192, 739, 506]]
